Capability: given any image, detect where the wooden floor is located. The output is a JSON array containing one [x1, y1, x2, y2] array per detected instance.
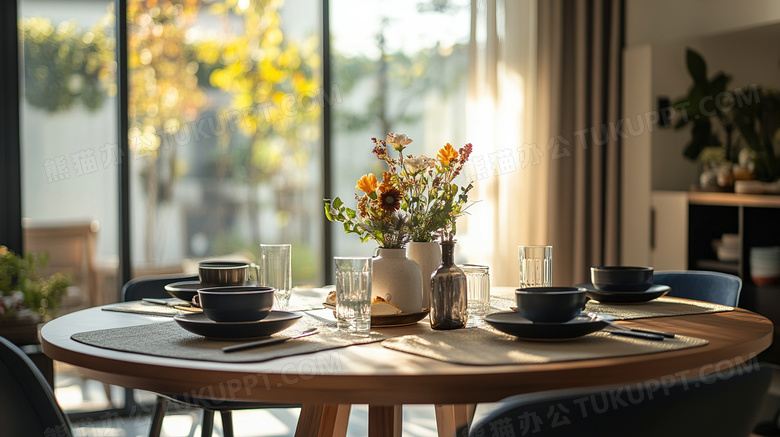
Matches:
[[68, 405, 441, 437]]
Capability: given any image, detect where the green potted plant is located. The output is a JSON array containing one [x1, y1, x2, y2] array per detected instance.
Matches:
[[673, 48, 780, 185], [0, 246, 71, 323]]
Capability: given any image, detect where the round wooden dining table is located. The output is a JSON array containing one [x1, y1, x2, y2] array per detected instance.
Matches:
[[41, 300, 773, 437]]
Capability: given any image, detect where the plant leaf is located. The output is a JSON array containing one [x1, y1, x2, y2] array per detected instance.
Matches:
[[686, 48, 707, 83]]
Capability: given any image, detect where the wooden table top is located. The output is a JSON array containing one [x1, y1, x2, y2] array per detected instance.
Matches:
[[41, 301, 773, 406]]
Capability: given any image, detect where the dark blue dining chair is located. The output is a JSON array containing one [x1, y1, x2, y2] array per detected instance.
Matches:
[[653, 270, 742, 306], [122, 273, 297, 437], [466, 364, 770, 437], [0, 336, 75, 437]]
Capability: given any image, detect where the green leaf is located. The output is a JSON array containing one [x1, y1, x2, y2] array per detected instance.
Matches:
[[686, 48, 707, 83], [709, 72, 731, 96], [324, 203, 335, 221]]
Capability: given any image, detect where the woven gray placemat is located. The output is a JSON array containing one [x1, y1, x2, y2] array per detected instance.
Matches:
[[586, 297, 733, 320], [72, 313, 383, 363], [382, 326, 708, 366]]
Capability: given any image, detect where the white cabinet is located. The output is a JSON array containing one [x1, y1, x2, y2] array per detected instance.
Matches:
[[650, 191, 688, 270]]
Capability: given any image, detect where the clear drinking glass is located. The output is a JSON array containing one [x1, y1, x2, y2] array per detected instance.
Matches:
[[462, 264, 490, 327], [260, 244, 292, 310], [334, 257, 372, 337], [518, 245, 553, 288]]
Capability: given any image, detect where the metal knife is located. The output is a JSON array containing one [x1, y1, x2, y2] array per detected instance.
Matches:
[[607, 329, 666, 341], [222, 328, 319, 353], [142, 298, 179, 306], [586, 312, 676, 338]]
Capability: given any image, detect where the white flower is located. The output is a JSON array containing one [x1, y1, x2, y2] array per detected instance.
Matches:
[[386, 132, 412, 146], [404, 156, 427, 173]]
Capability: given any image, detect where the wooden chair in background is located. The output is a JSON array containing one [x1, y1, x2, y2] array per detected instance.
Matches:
[[22, 218, 100, 311]]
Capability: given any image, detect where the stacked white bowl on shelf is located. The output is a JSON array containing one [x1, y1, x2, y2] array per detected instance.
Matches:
[[715, 233, 740, 262], [750, 246, 780, 285]]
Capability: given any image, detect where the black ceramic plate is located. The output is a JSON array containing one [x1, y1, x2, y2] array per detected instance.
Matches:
[[576, 283, 671, 304], [484, 311, 608, 340], [322, 302, 430, 327], [173, 311, 302, 340], [165, 280, 258, 301]]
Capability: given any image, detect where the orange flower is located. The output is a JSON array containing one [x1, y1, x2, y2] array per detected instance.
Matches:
[[355, 173, 379, 193], [437, 143, 459, 166]]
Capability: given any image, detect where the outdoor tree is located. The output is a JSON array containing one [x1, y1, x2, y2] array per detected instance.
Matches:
[[127, 0, 207, 263], [198, 0, 321, 245]]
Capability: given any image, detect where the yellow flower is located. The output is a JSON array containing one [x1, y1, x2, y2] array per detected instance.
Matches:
[[437, 143, 459, 166], [0, 246, 7, 257], [356, 173, 379, 193]]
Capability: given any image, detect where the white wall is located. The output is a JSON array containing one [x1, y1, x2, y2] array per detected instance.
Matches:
[[626, 0, 780, 47]]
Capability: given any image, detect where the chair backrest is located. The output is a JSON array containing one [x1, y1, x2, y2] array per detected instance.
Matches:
[[122, 273, 199, 302], [0, 336, 73, 437], [467, 363, 770, 437], [23, 218, 100, 309], [653, 270, 742, 306]]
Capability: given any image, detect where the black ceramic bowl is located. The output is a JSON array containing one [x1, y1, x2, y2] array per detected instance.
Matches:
[[515, 287, 588, 323], [195, 286, 274, 322], [590, 266, 654, 292]]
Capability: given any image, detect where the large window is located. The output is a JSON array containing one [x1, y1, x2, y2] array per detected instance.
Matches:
[[329, 0, 472, 257], [126, 1, 323, 285], [18, 0, 473, 303], [19, 1, 119, 309], [20, 0, 323, 307]]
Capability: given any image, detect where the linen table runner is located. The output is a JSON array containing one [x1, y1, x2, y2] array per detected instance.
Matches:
[[72, 313, 383, 363], [381, 326, 708, 366]]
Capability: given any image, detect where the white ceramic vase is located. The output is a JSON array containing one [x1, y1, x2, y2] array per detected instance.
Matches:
[[372, 247, 423, 313], [406, 241, 441, 309]]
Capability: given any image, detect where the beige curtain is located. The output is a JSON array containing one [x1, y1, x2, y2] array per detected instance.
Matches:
[[464, 0, 622, 287], [540, 0, 623, 286], [463, 0, 546, 287]]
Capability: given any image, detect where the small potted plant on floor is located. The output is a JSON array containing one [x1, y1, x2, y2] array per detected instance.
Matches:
[[0, 245, 71, 324]]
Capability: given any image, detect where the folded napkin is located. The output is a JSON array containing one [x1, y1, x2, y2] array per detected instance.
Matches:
[[102, 301, 195, 317]]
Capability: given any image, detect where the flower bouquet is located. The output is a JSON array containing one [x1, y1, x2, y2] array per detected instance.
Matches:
[[324, 170, 411, 249], [374, 132, 474, 243], [324, 132, 474, 246], [324, 133, 475, 316]]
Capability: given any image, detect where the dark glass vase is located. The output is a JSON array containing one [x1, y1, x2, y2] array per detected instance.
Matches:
[[430, 240, 467, 330]]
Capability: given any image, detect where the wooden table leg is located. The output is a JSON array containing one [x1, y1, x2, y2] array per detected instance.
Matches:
[[434, 404, 475, 437], [368, 405, 402, 437], [295, 403, 351, 437]]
